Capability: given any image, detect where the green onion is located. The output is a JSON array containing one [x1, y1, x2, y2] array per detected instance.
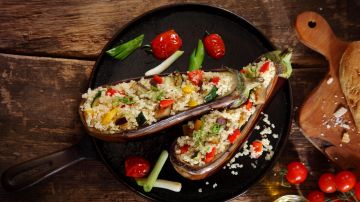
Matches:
[[136, 178, 182, 192], [143, 150, 168, 192], [204, 86, 218, 102], [188, 39, 205, 71], [106, 34, 144, 60], [116, 96, 135, 104], [145, 50, 184, 76]]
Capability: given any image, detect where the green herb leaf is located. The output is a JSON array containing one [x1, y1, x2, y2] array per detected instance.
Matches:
[[188, 39, 205, 71], [210, 123, 222, 134], [112, 100, 120, 107], [155, 91, 164, 101], [204, 86, 218, 103], [106, 34, 144, 61], [116, 96, 135, 104], [150, 86, 159, 91]]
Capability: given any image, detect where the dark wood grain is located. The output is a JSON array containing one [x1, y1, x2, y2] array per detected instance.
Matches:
[[0, 0, 359, 66], [0, 0, 359, 201]]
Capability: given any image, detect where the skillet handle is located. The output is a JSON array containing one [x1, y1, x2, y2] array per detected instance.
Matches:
[[1, 136, 97, 192]]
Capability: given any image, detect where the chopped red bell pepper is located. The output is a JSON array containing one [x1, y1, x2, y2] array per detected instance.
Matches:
[[106, 88, 118, 96], [252, 141, 263, 153], [204, 147, 216, 163], [153, 75, 163, 84], [228, 129, 241, 144], [159, 99, 174, 108], [210, 76, 220, 85], [240, 68, 246, 74], [245, 100, 253, 110], [259, 61, 270, 73], [187, 70, 203, 86], [179, 144, 189, 154]]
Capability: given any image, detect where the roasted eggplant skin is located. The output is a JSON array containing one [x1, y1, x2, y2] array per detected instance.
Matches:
[[169, 49, 292, 180], [79, 69, 240, 142], [170, 77, 282, 180]]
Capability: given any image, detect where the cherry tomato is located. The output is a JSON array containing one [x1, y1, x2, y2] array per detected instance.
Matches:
[[228, 129, 241, 143], [187, 70, 203, 86], [355, 182, 360, 200], [318, 173, 336, 193], [307, 190, 325, 202], [259, 61, 271, 73], [335, 170, 356, 193], [210, 76, 220, 85], [252, 141, 263, 153], [159, 99, 174, 108], [203, 33, 225, 59], [286, 161, 308, 184], [204, 147, 216, 163], [151, 29, 182, 60], [124, 156, 150, 178]]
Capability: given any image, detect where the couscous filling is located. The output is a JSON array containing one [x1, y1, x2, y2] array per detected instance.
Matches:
[[80, 71, 236, 134], [175, 59, 276, 166]]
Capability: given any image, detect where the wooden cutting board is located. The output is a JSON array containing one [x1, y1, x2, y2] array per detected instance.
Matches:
[[296, 11, 360, 175]]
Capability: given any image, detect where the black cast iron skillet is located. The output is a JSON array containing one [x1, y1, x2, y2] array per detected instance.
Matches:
[[1, 3, 293, 201]]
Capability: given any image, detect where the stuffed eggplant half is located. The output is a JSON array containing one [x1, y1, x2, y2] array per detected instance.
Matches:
[[79, 70, 240, 141], [170, 49, 292, 180]]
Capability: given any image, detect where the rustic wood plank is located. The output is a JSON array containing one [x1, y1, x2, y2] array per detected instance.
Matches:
[[0, 53, 93, 163], [0, 53, 335, 201], [0, 0, 359, 66]]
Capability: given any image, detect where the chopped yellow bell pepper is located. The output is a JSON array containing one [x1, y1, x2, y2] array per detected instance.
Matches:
[[188, 99, 198, 107], [182, 85, 193, 94], [101, 108, 119, 125]]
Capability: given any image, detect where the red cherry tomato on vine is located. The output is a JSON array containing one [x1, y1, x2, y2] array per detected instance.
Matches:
[[203, 33, 225, 59], [318, 173, 337, 193], [335, 170, 356, 193], [124, 156, 150, 178], [307, 190, 325, 202], [355, 182, 360, 200], [285, 161, 308, 184], [151, 30, 182, 60]]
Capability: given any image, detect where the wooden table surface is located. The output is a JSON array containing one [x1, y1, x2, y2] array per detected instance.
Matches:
[[1, 0, 359, 201]]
